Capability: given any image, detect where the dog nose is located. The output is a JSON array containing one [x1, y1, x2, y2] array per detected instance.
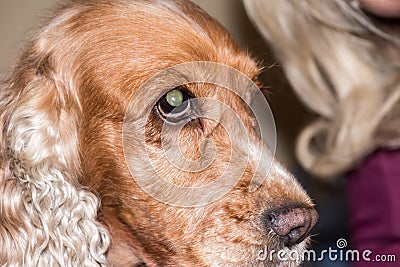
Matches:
[[265, 207, 318, 247]]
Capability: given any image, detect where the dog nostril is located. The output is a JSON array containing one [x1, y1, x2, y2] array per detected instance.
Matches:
[[265, 207, 318, 248]]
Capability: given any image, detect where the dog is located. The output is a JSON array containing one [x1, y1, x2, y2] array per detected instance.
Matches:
[[0, 0, 318, 266]]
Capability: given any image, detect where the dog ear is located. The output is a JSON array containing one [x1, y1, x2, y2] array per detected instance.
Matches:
[[0, 35, 110, 266]]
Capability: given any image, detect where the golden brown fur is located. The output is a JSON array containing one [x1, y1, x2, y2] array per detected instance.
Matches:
[[0, 0, 317, 266]]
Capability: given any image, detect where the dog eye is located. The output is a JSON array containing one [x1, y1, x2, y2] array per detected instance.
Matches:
[[156, 88, 192, 122]]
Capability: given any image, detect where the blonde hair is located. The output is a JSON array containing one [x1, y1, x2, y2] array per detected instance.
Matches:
[[244, 0, 400, 178]]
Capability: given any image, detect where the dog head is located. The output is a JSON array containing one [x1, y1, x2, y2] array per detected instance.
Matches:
[[0, 0, 317, 266]]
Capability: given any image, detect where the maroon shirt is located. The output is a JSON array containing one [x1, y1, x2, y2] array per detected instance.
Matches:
[[348, 150, 400, 266]]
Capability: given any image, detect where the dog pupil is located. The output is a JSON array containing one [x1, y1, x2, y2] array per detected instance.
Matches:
[[166, 89, 183, 107]]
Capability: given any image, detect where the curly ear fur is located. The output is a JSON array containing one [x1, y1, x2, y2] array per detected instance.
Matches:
[[0, 7, 110, 267]]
